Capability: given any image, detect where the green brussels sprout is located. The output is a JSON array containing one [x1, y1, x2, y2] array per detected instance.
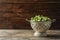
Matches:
[[31, 15, 51, 21]]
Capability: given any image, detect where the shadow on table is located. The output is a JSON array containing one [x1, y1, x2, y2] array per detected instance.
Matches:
[[46, 35, 60, 39]]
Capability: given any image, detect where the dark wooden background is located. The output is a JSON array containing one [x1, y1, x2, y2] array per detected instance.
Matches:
[[0, 0, 60, 29]]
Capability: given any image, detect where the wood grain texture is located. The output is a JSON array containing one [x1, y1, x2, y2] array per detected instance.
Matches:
[[0, 0, 60, 29], [0, 30, 60, 40]]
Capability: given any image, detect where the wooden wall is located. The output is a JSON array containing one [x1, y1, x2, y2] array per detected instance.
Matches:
[[0, 0, 60, 29]]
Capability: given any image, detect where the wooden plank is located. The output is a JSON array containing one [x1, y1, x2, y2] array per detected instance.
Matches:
[[0, 0, 60, 29]]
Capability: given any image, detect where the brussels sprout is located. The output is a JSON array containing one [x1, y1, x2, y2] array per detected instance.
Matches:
[[31, 15, 51, 22]]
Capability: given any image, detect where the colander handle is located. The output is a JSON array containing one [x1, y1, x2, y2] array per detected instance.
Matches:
[[51, 19, 56, 23], [26, 19, 30, 22]]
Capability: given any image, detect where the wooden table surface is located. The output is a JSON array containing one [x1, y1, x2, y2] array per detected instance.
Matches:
[[0, 30, 60, 40]]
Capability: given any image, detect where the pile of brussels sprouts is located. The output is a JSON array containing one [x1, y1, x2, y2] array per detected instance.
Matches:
[[31, 15, 51, 21]]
